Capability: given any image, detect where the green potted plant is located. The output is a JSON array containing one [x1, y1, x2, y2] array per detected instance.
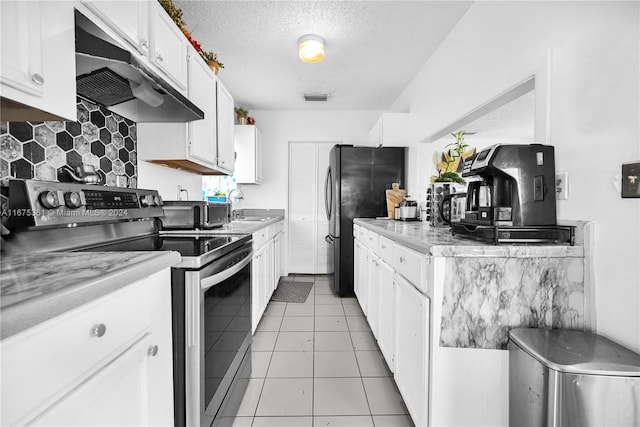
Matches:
[[432, 130, 469, 184], [235, 107, 248, 125], [201, 50, 224, 74]]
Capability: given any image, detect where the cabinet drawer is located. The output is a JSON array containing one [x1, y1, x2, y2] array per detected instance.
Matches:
[[272, 220, 284, 235], [393, 243, 427, 293], [253, 227, 268, 249], [1, 279, 152, 425], [379, 236, 393, 264], [365, 229, 379, 252]]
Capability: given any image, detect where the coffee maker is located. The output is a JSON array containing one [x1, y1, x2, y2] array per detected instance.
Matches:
[[452, 144, 574, 244]]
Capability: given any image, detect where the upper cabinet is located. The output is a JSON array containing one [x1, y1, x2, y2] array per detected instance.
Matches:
[[215, 82, 235, 175], [234, 125, 263, 184], [368, 113, 414, 147], [0, 1, 77, 121], [148, 2, 187, 93], [80, 0, 150, 55]]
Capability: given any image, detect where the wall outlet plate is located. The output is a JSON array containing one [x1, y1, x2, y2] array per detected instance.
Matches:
[[555, 172, 569, 200], [621, 162, 640, 198]]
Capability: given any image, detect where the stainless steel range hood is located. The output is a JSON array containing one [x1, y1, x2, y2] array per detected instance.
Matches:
[[75, 11, 203, 123]]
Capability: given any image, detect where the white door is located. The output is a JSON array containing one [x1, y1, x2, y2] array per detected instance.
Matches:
[[394, 274, 430, 427], [288, 142, 335, 274]]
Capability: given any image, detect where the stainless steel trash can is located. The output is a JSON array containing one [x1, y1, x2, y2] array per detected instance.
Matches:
[[508, 328, 640, 426]]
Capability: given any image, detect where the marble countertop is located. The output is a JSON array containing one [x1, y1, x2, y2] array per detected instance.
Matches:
[[1, 251, 181, 340], [355, 218, 583, 258], [222, 216, 284, 234]]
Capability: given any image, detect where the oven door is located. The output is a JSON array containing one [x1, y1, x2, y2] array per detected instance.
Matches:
[[184, 242, 252, 427]]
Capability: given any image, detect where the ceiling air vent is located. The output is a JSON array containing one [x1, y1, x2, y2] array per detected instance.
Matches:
[[304, 93, 328, 102]]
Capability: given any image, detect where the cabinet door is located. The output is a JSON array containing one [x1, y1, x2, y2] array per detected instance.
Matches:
[[255, 128, 263, 182], [367, 252, 380, 338], [251, 246, 267, 334], [149, 2, 187, 92], [273, 232, 282, 286], [377, 260, 395, 372], [1, 2, 43, 97], [355, 242, 369, 315], [32, 334, 154, 426], [80, 0, 149, 54], [188, 54, 217, 166], [395, 274, 430, 427], [216, 80, 235, 174], [354, 240, 362, 302], [234, 125, 259, 183], [265, 240, 275, 304]]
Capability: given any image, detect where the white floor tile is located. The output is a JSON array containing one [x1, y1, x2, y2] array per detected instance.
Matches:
[[315, 294, 342, 305], [314, 351, 360, 377], [355, 351, 392, 377], [341, 297, 359, 305], [263, 304, 286, 317], [313, 378, 370, 416], [256, 316, 283, 332], [252, 331, 278, 352], [256, 378, 313, 416], [371, 415, 414, 427], [274, 331, 314, 352], [250, 352, 272, 378], [314, 331, 353, 351], [362, 377, 408, 415], [342, 304, 365, 316], [285, 304, 315, 317], [313, 415, 374, 427], [252, 416, 312, 426], [235, 378, 264, 416], [350, 331, 378, 351], [314, 285, 334, 295], [346, 316, 371, 332], [314, 316, 348, 332], [281, 316, 315, 332], [315, 304, 345, 316], [267, 351, 313, 378]]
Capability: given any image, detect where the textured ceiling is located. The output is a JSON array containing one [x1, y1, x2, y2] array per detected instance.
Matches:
[[175, 1, 473, 111]]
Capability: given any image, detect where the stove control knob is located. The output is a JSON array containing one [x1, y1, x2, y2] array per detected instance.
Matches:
[[140, 195, 150, 207], [64, 191, 85, 209], [39, 191, 62, 209], [152, 195, 161, 207]]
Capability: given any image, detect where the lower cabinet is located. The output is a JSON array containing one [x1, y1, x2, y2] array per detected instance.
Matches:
[[394, 273, 430, 427], [251, 221, 284, 333], [376, 259, 396, 372], [0, 269, 174, 426], [367, 250, 380, 338]]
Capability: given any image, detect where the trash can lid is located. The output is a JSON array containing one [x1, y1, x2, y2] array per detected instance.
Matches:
[[509, 328, 640, 377]]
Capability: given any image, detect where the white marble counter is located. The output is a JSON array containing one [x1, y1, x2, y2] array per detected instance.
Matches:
[[354, 218, 583, 258], [0, 251, 181, 340]]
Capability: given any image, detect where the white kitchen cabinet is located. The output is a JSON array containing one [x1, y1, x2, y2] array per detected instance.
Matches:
[[216, 80, 235, 175], [80, 0, 149, 55], [137, 51, 236, 176], [367, 249, 380, 338], [0, 269, 174, 427], [394, 273, 430, 427], [368, 113, 413, 147], [234, 125, 263, 184], [355, 240, 369, 316], [0, 1, 76, 121], [376, 258, 396, 372], [148, 0, 187, 93], [273, 230, 283, 290], [251, 221, 284, 333]]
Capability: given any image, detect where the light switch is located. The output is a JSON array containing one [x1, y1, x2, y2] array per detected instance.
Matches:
[[621, 162, 640, 198]]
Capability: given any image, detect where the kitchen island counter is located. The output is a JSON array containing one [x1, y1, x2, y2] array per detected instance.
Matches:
[[0, 251, 181, 340], [354, 218, 584, 257]]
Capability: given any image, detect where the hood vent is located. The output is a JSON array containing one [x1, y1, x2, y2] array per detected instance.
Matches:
[[74, 12, 203, 123], [304, 93, 328, 102]]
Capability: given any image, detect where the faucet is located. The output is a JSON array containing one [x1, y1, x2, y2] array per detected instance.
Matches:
[[177, 185, 189, 200], [228, 188, 244, 220], [228, 188, 245, 203]]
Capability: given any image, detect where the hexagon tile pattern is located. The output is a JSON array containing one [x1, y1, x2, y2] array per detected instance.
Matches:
[[0, 98, 137, 187]]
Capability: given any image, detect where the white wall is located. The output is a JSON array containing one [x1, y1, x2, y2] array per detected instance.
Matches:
[[393, 1, 640, 352], [138, 161, 203, 201]]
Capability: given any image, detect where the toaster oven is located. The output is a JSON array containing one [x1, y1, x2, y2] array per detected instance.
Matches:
[[160, 201, 230, 229]]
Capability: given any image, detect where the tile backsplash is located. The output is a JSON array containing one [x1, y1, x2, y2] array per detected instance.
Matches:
[[0, 98, 137, 188]]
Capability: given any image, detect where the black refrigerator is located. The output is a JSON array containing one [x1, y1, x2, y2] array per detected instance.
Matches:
[[325, 145, 406, 295]]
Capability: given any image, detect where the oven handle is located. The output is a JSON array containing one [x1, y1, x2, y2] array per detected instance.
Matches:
[[200, 250, 252, 291]]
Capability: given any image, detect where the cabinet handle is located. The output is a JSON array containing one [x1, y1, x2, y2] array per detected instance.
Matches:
[[31, 73, 44, 85], [141, 39, 149, 48], [156, 53, 164, 62], [399, 256, 406, 263], [90, 323, 107, 338], [147, 345, 159, 357], [381, 244, 386, 249]]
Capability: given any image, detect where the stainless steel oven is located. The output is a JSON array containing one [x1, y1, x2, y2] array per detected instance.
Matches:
[[1, 179, 252, 427]]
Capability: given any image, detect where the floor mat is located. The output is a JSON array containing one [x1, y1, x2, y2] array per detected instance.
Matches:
[[270, 280, 313, 303]]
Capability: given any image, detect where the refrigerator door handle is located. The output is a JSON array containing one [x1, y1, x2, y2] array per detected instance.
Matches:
[[324, 166, 332, 220]]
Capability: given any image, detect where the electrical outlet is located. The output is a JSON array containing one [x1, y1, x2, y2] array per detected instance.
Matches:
[[621, 162, 640, 198], [556, 172, 569, 200]]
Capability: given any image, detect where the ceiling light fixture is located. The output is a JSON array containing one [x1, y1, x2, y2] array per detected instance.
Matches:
[[298, 34, 325, 63]]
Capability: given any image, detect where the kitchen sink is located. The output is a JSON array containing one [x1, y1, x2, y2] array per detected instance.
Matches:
[[234, 216, 272, 222]]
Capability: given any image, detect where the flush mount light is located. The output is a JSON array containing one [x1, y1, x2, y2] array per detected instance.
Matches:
[[298, 34, 325, 63]]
